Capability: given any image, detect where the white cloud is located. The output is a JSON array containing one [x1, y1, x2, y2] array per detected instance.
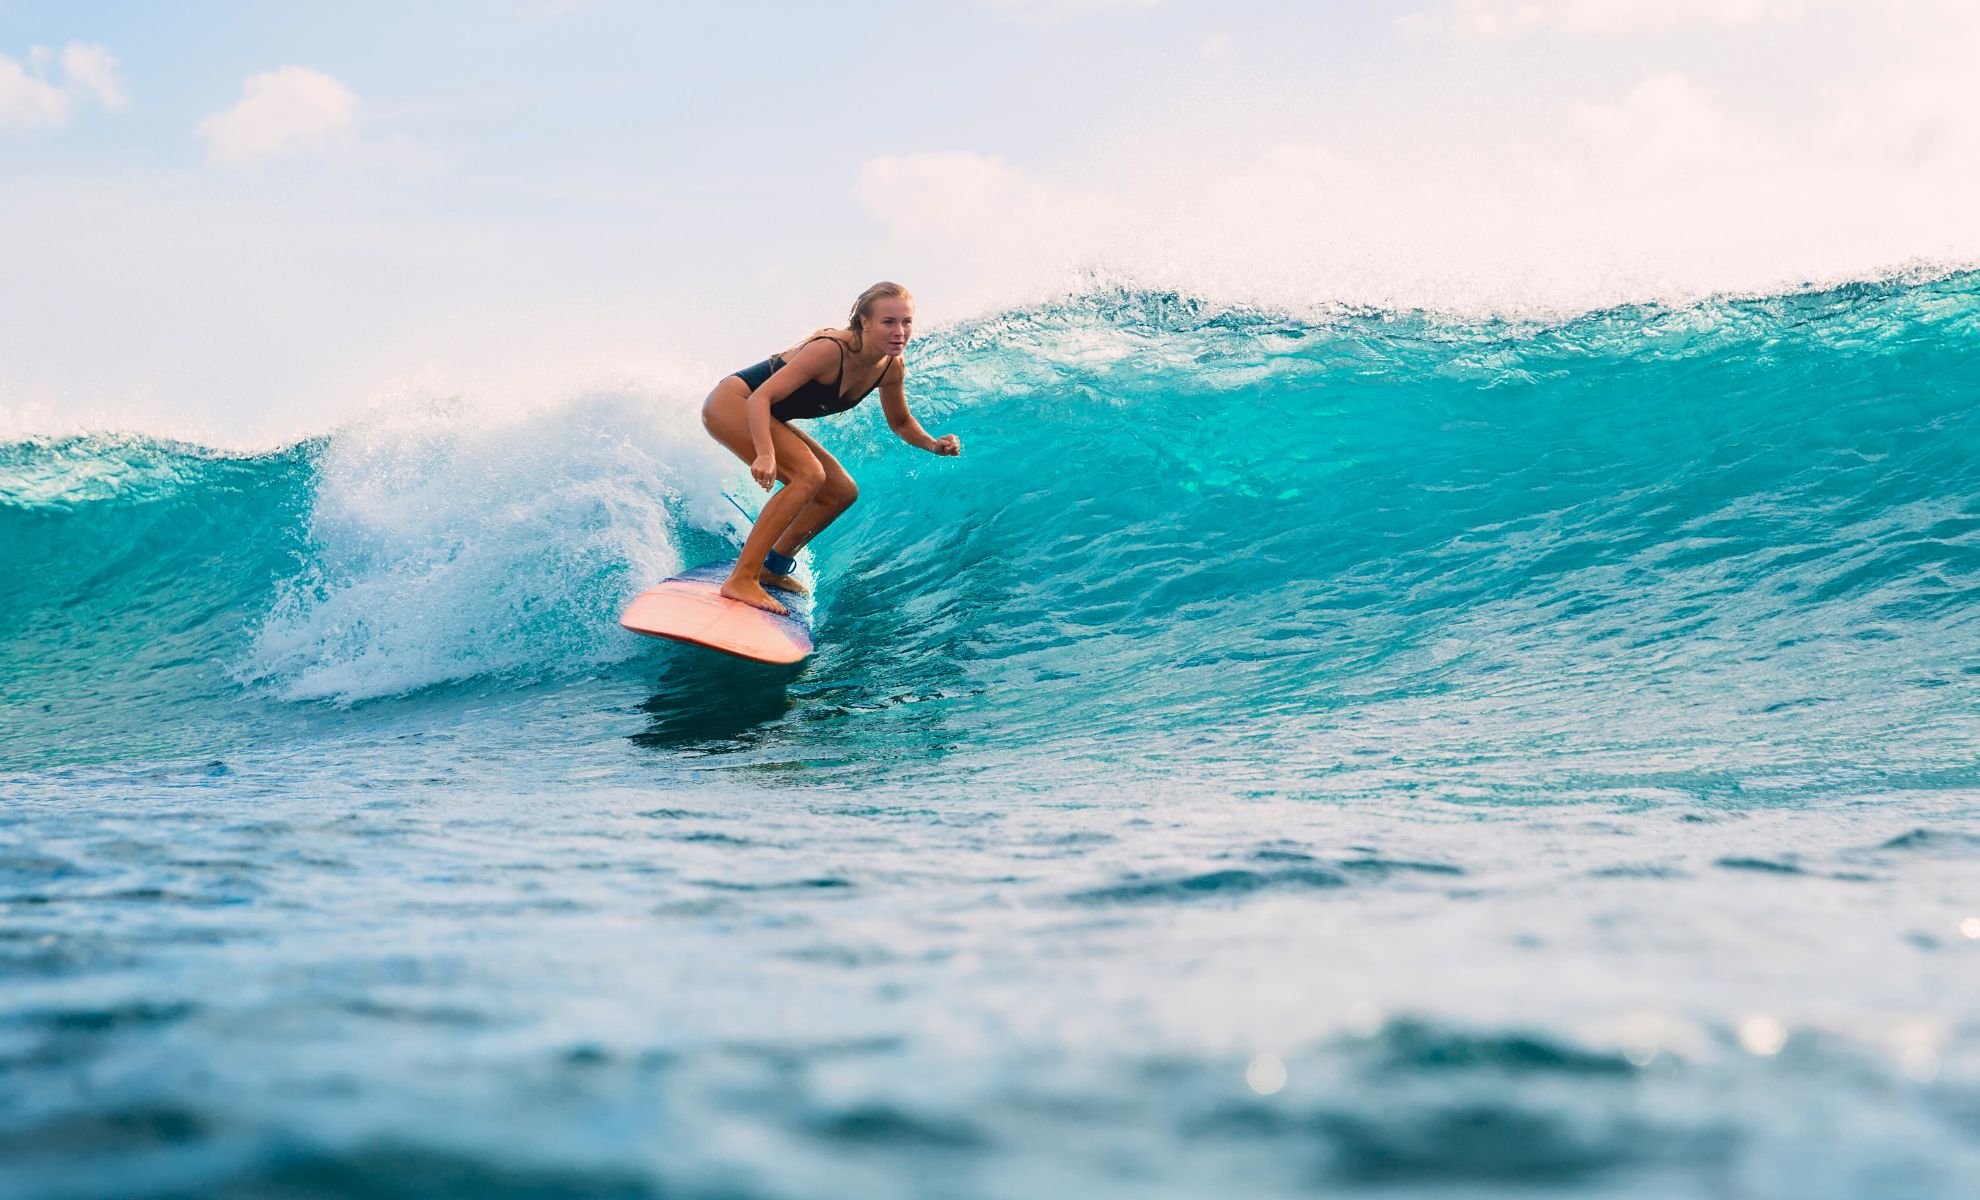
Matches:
[[0, 54, 67, 126], [855, 150, 1133, 310], [0, 41, 125, 127], [846, 50, 1980, 327], [61, 43, 126, 110], [1402, 0, 1800, 39], [858, 150, 1111, 243], [1821, 68, 1980, 169], [199, 66, 359, 164], [1574, 73, 1746, 178], [1200, 33, 1236, 62]]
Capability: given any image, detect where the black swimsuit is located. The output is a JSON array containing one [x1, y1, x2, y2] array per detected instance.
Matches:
[[729, 336, 894, 422]]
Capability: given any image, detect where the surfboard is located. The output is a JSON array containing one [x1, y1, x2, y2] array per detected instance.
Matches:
[[619, 561, 813, 664]]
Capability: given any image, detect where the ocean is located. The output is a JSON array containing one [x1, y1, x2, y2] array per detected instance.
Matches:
[[4, 273, 1979, 1197]]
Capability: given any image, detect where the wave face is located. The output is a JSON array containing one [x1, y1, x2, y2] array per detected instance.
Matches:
[[5, 273, 1980, 778], [0, 435, 313, 765], [808, 272, 1980, 795]]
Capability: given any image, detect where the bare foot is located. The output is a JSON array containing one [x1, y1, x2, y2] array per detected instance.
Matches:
[[761, 570, 809, 595], [720, 575, 789, 615]]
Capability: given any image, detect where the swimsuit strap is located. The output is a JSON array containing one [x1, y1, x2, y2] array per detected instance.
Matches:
[[798, 335, 849, 389], [792, 335, 891, 401]]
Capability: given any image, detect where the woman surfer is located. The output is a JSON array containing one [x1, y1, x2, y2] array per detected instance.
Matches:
[[701, 281, 961, 615]]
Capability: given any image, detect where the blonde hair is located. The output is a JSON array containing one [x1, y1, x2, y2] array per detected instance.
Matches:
[[784, 281, 913, 358]]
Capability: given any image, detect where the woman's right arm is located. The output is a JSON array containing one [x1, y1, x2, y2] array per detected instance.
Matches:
[[744, 390, 779, 490], [741, 339, 840, 489]]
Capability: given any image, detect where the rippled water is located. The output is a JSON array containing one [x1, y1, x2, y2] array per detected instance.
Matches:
[[5, 275, 1980, 1197]]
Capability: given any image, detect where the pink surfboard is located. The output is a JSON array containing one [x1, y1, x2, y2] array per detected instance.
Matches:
[[619, 562, 813, 664]]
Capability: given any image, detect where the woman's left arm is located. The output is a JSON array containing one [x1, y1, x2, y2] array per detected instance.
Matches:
[[878, 360, 961, 456]]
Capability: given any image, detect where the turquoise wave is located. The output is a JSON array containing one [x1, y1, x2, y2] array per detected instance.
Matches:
[[0, 437, 316, 766], [5, 272, 1979, 774]]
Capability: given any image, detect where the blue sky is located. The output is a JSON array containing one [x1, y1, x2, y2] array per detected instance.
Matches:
[[5, 0, 1978, 439]]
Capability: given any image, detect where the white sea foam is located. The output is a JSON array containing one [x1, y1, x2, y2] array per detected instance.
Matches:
[[243, 388, 736, 705]]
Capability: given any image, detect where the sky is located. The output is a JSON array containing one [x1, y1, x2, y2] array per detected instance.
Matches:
[[4, 0, 1979, 442]]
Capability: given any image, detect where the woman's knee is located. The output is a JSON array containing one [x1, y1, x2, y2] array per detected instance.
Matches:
[[817, 477, 859, 510], [781, 459, 828, 497]]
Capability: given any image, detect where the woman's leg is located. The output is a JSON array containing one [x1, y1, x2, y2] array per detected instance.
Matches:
[[701, 380, 825, 614], [770, 422, 859, 561]]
